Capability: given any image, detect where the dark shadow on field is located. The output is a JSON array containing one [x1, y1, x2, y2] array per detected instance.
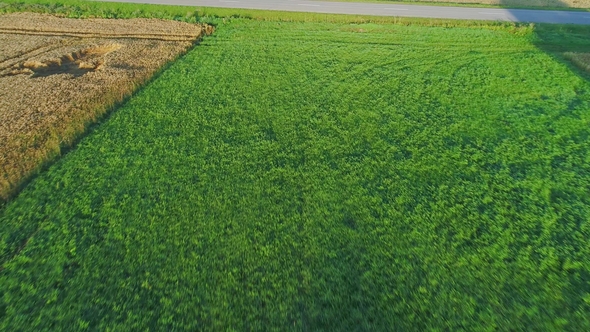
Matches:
[[502, 0, 590, 24], [532, 23, 590, 79], [503, 0, 590, 80], [505, 0, 579, 8]]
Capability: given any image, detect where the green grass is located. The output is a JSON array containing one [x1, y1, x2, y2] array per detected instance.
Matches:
[[2, 4, 590, 331], [0, 0, 202, 21]]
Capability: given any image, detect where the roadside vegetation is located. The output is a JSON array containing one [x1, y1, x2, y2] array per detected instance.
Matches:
[[1, 1, 590, 330]]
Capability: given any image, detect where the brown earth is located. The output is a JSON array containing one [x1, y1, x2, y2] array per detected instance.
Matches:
[[0, 12, 211, 203]]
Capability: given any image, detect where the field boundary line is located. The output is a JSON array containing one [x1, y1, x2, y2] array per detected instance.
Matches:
[[0, 28, 201, 42]]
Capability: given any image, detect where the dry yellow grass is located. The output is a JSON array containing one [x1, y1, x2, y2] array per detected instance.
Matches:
[[0, 13, 211, 203], [564, 52, 590, 72]]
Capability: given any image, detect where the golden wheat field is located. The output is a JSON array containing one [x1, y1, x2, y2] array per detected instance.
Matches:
[[0, 13, 209, 202]]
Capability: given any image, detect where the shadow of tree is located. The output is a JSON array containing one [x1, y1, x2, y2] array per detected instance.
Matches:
[[504, 0, 590, 78], [500, 0, 586, 8], [533, 23, 590, 78]]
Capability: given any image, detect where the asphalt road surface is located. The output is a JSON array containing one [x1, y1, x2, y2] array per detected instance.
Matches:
[[100, 0, 590, 24]]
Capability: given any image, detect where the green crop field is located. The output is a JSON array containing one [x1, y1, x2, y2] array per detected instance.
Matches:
[[1, 4, 590, 330]]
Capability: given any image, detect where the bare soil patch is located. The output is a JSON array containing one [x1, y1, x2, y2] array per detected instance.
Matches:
[[0, 13, 210, 202]]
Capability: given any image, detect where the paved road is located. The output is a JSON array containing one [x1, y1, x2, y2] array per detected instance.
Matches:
[[100, 0, 590, 24]]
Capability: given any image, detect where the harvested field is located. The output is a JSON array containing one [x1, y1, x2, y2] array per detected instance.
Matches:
[[0, 12, 209, 202]]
